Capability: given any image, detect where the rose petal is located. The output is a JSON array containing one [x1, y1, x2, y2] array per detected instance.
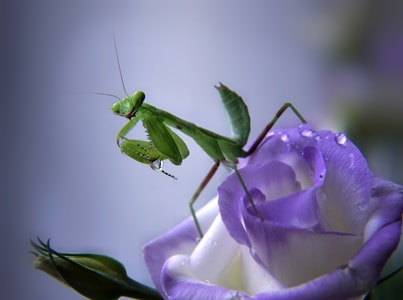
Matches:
[[350, 220, 402, 288], [243, 212, 363, 287], [218, 161, 303, 247], [364, 176, 403, 241], [248, 146, 327, 229], [315, 131, 373, 235], [219, 140, 331, 245], [143, 197, 219, 293], [161, 258, 252, 300], [252, 266, 366, 300], [188, 214, 241, 284], [246, 125, 374, 235], [159, 215, 285, 299]]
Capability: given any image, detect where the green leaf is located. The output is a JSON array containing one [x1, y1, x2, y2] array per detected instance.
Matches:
[[31, 238, 163, 300]]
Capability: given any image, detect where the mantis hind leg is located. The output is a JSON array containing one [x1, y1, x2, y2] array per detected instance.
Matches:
[[246, 102, 307, 155], [190, 161, 263, 238], [224, 103, 305, 233], [189, 161, 220, 238], [189, 103, 306, 238], [232, 165, 263, 221]]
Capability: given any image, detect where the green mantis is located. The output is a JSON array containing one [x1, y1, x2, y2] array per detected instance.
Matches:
[[113, 89, 307, 237], [109, 42, 307, 238]]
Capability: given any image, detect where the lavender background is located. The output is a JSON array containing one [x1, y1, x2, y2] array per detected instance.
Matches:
[[1, 1, 402, 299]]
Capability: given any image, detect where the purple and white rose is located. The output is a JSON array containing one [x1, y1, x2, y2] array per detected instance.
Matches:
[[144, 124, 403, 300]]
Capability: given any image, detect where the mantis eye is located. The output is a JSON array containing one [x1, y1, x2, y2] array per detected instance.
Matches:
[[111, 102, 121, 114]]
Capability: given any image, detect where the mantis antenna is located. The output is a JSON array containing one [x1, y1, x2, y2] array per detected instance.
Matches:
[[113, 35, 130, 97]]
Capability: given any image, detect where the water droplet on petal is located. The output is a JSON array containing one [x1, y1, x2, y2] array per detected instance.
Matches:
[[281, 133, 289, 142], [204, 279, 210, 284], [267, 131, 275, 138], [180, 259, 186, 266], [230, 292, 244, 300], [316, 190, 327, 203], [358, 203, 367, 211], [211, 240, 217, 247], [250, 248, 257, 257], [299, 127, 314, 138], [335, 133, 347, 145]]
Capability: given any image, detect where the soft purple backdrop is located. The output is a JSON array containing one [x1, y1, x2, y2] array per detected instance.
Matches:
[[2, 1, 401, 299]]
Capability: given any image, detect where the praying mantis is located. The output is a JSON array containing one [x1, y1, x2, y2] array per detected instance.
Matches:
[[108, 41, 307, 238]]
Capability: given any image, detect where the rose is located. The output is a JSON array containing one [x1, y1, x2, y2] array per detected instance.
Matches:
[[143, 124, 403, 300]]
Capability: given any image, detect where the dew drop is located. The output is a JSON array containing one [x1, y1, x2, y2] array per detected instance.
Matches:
[[300, 128, 314, 138], [204, 279, 210, 284], [335, 133, 347, 145], [211, 240, 217, 247], [250, 248, 257, 257], [230, 293, 243, 300], [316, 190, 327, 203], [280, 133, 289, 142], [358, 203, 367, 211], [180, 259, 186, 267], [267, 131, 275, 138]]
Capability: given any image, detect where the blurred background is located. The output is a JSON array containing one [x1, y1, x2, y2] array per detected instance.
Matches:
[[1, 0, 402, 299]]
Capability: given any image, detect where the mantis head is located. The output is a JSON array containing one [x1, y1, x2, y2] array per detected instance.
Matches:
[[111, 91, 145, 119]]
